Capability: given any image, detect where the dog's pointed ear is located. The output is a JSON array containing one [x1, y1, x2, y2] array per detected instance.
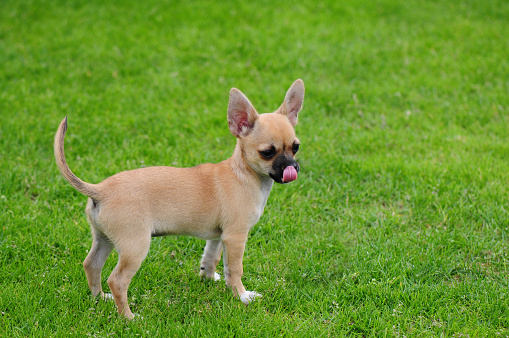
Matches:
[[227, 88, 259, 138], [277, 79, 304, 127]]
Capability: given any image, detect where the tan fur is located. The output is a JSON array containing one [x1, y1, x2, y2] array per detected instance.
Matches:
[[54, 79, 305, 319]]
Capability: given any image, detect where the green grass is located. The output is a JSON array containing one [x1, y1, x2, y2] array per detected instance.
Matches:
[[1, 0, 509, 336]]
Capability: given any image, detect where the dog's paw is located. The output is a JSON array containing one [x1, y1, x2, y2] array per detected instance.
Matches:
[[124, 313, 144, 320], [101, 292, 114, 301], [200, 270, 221, 281], [239, 291, 262, 305]]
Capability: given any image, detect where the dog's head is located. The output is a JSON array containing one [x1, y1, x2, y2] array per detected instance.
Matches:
[[227, 79, 304, 184]]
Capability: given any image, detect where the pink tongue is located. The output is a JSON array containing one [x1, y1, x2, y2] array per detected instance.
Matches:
[[282, 166, 298, 182]]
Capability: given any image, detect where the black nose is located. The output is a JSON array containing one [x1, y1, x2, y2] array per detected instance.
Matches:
[[283, 162, 299, 173], [294, 162, 300, 173]]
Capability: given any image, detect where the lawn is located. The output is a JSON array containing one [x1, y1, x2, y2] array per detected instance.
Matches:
[[1, 0, 509, 336]]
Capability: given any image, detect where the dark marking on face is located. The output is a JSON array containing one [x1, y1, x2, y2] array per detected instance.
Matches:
[[259, 145, 277, 160]]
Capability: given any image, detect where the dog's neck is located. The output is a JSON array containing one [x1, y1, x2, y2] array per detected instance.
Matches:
[[230, 141, 274, 193], [229, 142, 273, 223]]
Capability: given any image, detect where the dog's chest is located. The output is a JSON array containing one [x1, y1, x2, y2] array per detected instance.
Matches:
[[250, 180, 273, 226]]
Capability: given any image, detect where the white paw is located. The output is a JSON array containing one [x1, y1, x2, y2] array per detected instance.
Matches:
[[239, 291, 262, 305], [101, 293, 114, 301], [125, 313, 144, 320], [200, 270, 221, 281]]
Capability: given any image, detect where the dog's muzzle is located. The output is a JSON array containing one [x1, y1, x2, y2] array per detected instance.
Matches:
[[270, 155, 300, 184]]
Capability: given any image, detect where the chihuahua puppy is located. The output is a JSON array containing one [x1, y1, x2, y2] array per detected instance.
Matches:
[[54, 80, 304, 319]]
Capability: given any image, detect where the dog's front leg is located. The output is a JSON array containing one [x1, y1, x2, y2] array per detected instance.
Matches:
[[199, 239, 222, 281], [222, 234, 261, 304]]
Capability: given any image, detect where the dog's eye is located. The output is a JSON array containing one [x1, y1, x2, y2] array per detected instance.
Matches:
[[259, 147, 276, 160], [292, 143, 300, 154]]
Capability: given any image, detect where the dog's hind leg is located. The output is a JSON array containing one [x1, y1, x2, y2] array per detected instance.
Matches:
[[199, 239, 222, 281], [83, 227, 113, 299], [107, 234, 151, 319]]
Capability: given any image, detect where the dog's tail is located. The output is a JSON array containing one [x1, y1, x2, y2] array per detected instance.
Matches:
[[54, 117, 101, 200]]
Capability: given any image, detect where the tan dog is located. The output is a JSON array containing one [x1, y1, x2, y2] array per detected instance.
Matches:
[[54, 79, 304, 319]]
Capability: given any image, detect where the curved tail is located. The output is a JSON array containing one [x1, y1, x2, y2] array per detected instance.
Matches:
[[54, 117, 100, 200]]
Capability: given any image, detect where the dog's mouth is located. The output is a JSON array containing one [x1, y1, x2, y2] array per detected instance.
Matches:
[[270, 164, 299, 184], [282, 166, 298, 182]]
